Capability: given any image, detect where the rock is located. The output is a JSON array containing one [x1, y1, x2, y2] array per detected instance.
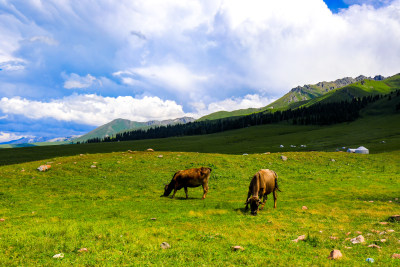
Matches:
[[396, 198, 399, 200], [328, 249, 342, 260], [147, 148, 154, 152], [369, 201, 374, 203], [78, 248, 88, 253], [356, 231, 362, 234], [387, 229, 395, 233], [242, 153, 248, 156], [368, 244, 381, 249], [160, 242, 170, 249], [330, 159, 336, 162], [346, 232, 351, 236], [0, 218, 5, 222], [350, 235, 365, 244], [302, 206, 308, 210], [280, 155, 288, 161], [151, 218, 157, 220], [330, 236, 338, 240], [37, 165, 51, 172], [90, 165, 96, 168], [264, 152, 271, 155], [380, 239, 386, 242], [157, 155, 163, 158], [392, 253, 400, 259], [231, 246, 244, 251], [379, 222, 388, 225], [345, 246, 352, 249], [52, 253, 64, 259], [292, 235, 306, 242]]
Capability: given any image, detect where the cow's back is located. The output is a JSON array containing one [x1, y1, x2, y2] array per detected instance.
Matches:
[[175, 168, 208, 187], [258, 169, 276, 194]]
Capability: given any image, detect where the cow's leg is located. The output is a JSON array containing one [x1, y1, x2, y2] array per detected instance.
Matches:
[[245, 191, 251, 210], [273, 190, 277, 208], [260, 194, 267, 210], [202, 183, 208, 199], [171, 187, 178, 199], [184, 187, 188, 199]]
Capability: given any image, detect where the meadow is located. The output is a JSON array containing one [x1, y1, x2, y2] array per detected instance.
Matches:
[[0, 149, 399, 266]]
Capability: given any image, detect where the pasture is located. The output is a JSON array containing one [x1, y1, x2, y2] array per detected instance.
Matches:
[[0, 150, 399, 266]]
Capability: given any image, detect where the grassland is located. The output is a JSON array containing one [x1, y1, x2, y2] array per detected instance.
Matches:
[[0, 150, 399, 266]]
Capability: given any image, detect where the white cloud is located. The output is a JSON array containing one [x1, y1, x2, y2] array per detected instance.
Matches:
[[63, 73, 101, 89], [0, 94, 187, 125], [29, 35, 58, 46], [0, 132, 27, 143], [191, 94, 275, 117]]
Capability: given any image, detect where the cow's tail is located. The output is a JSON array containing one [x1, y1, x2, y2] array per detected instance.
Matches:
[[273, 171, 282, 192]]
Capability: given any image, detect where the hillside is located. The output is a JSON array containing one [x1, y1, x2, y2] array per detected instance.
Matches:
[[74, 117, 195, 143], [0, 149, 399, 265], [198, 74, 386, 121]]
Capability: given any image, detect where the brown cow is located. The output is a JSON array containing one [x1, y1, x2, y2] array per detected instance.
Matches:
[[162, 167, 212, 199], [245, 169, 280, 215]]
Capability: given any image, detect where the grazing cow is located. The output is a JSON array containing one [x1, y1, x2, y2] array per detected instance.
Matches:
[[245, 169, 280, 215], [162, 167, 212, 199]]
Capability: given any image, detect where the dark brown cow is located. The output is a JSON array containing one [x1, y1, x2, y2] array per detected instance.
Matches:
[[245, 169, 280, 215], [162, 167, 212, 199]]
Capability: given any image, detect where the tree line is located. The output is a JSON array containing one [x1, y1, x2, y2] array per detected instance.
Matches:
[[83, 91, 398, 144]]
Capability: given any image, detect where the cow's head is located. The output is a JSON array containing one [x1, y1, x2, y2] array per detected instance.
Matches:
[[161, 184, 172, 197], [247, 196, 262, 216]]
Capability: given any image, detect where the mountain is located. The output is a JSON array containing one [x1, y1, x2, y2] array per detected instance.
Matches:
[[197, 74, 387, 121], [75, 117, 195, 142]]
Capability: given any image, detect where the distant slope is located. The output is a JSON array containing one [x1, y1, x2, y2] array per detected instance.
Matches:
[[300, 74, 399, 108], [197, 74, 386, 121], [75, 117, 195, 143]]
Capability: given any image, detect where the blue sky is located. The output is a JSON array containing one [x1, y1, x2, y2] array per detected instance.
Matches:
[[0, 0, 399, 142]]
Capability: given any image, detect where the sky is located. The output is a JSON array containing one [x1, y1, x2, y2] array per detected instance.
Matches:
[[0, 0, 400, 142]]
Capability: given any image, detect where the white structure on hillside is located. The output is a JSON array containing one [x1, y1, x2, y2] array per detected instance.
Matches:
[[347, 146, 369, 154]]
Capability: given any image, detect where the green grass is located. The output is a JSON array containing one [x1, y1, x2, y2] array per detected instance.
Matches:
[[0, 150, 399, 266]]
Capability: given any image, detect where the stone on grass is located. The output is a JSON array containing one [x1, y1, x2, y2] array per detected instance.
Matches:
[[151, 218, 157, 220], [90, 165, 96, 168], [330, 159, 336, 162], [356, 231, 362, 234], [231, 246, 244, 251], [392, 254, 400, 259], [78, 248, 88, 253], [302, 206, 308, 210], [330, 236, 338, 240], [147, 148, 154, 152], [368, 244, 381, 249], [350, 235, 365, 244], [53, 253, 64, 259], [328, 249, 342, 260], [160, 242, 170, 249], [157, 155, 163, 158], [379, 222, 388, 225], [0, 218, 5, 222], [37, 165, 51, 172], [280, 155, 288, 161], [387, 229, 395, 233], [380, 239, 386, 242], [292, 235, 306, 242]]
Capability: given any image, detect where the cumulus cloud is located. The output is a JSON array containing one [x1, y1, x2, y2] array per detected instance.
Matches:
[[0, 94, 187, 125], [191, 94, 275, 117], [63, 73, 101, 89], [0, 131, 27, 143]]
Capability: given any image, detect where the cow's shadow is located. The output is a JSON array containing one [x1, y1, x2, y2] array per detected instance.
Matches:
[[172, 197, 198, 200], [234, 207, 248, 214]]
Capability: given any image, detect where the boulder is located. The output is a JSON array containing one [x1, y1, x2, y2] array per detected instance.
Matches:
[[281, 155, 288, 161], [350, 235, 365, 244], [231, 246, 244, 251], [392, 254, 400, 259], [160, 242, 170, 249], [328, 250, 342, 260]]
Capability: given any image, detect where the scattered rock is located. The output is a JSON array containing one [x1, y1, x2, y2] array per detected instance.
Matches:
[[330, 236, 338, 240], [330, 159, 336, 162], [37, 165, 51, 172], [242, 153, 248, 156], [346, 232, 351, 236], [147, 148, 154, 152], [78, 248, 88, 253], [280, 155, 288, 161], [157, 155, 163, 158], [392, 253, 400, 259], [369, 201, 374, 203], [264, 152, 271, 155], [380, 231, 386, 235], [90, 165, 96, 168], [52, 253, 64, 259], [379, 222, 388, 225], [345, 246, 352, 249], [389, 200, 392, 203], [80, 154, 84, 156], [151, 218, 157, 220], [160, 242, 170, 249], [328, 249, 342, 260], [368, 244, 381, 249], [231, 246, 244, 251], [356, 231, 362, 234], [380, 239, 387, 243], [0, 218, 5, 222], [292, 235, 306, 242], [350, 235, 365, 244], [302, 206, 308, 210], [387, 229, 395, 233]]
